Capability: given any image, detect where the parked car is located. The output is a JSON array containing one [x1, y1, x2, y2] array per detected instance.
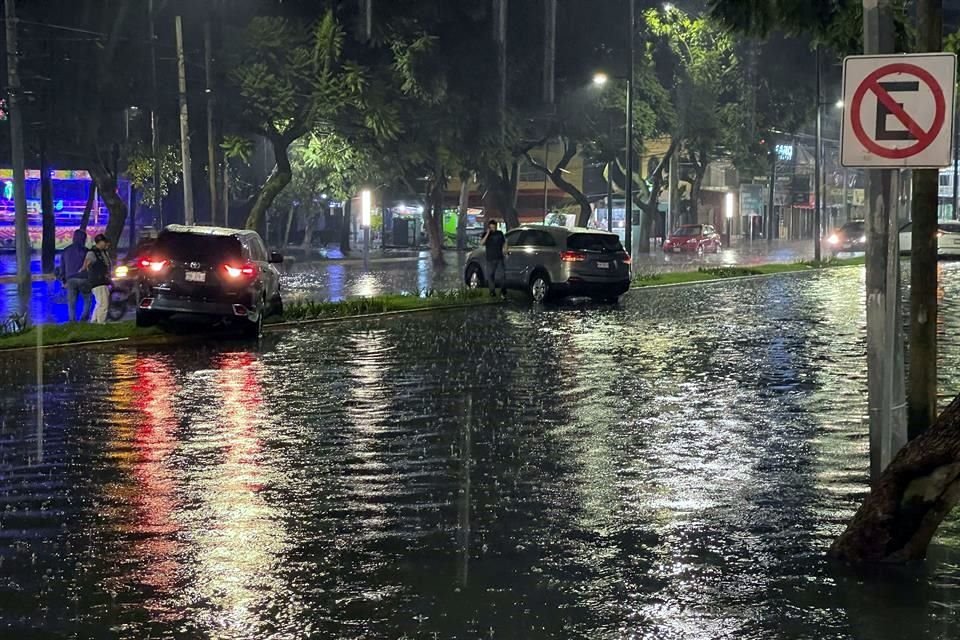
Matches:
[[135, 225, 284, 337], [899, 221, 960, 257], [826, 220, 867, 255], [463, 225, 631, 303], [662, 224, 721, 255]]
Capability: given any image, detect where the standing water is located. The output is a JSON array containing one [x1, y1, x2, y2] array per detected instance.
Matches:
[[2, 266, 960, 638]]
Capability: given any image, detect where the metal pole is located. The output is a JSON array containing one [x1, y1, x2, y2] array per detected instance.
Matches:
[[175, 16, 195, 226], [954, 112, 959, 219], [625, 0, 634, 257], [149, 0, 162, 229], [862, 0, 906, 481], [814, 45, 823, 262], [668, 147, 679, 238], [767, 153, 776, 246], [543, 0, 556, 105], [607, 163, 614, 232], [6, 0, 29, 297], [205, 19, 218, 225]]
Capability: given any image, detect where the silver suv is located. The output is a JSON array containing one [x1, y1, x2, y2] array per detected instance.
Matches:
[[464, 225, 631, 303]]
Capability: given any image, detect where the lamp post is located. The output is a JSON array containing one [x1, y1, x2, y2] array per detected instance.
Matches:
[[361, 189, 372, 269], [724, 191, 734, 246], [594, 65, 632, 249]]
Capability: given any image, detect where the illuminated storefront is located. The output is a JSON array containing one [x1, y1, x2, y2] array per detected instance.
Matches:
[[0, 168, 131, 250]]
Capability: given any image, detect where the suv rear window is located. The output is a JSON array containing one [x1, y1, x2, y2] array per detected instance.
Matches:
[[155, 232, 243, 263], [842, 221, 865, 233], [567, 233, 623, 253]]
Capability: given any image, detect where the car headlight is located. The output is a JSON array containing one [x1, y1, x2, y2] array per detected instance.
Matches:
[[859, 235, 866, 243], [114, 265, 129, 278], [828, 234, 839, 245]]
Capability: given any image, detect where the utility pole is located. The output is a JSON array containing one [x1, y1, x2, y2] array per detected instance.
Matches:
[[357, 0, 372, 41], [543, 0, 556, 105], [175, 16, 195, 226], [863, 0, 907, 481], [607, 163, 614, 232], [5, 0, 29, 296], [908, 0, 943, 439], [625, 0, 635, 257], [493, 0, 508, 140], [814, 45, 823, 262], [205, 19, 218, 226], [149, 0, 162, 229], [767, 150, 776, 246]]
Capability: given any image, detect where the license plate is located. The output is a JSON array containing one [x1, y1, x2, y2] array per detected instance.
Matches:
[[597, 261, 610, 269], [672, 247, 681, 253], [185, 271, 206, 283]]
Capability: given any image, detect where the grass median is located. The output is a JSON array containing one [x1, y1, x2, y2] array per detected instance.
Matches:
[[0, 289, 494, 351], [632, 256, 866, 288]]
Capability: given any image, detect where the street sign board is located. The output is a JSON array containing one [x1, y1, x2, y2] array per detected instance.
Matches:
[[841, 53, 957, 168], [739, 184, 763, 217]]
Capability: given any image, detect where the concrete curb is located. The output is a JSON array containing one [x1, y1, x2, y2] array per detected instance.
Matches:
[[630, 263, 863, 291], [0, 299, 504, 354]]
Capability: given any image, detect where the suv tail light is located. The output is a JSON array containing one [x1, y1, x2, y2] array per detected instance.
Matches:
[[621, 254, 632, 265], [223, 263, 258, 278], [140, 258, 169, 273], [560, 250, 587, 262]]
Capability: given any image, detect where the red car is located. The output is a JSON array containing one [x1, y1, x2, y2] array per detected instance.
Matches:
[[663, 224, 722, 255]]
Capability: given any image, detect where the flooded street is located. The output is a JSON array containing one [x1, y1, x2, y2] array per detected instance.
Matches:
[[4, 265, 960, 638]]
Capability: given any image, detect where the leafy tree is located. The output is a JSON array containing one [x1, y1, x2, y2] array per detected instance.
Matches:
[[221, 12, 366, 232], [646, 6, 741, 222], [126, 145, 182, 209]]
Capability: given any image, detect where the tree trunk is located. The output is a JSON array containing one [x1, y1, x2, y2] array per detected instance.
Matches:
[[637, 140, 680, 252], [88, 164, 128, 246], [284, 203, 298, 247], [245, 136, 293, 232], [830, 392, 960, 564], [526, 141, 592, 227], [423, 181, 446, 266], [340, 199, 352, 254], [457, 171, 470, 251], [79, 181, 96, 231], [40, 144, 55, 273]]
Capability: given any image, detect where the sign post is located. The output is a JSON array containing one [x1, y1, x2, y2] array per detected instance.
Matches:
[[841, 49, 957, 481]]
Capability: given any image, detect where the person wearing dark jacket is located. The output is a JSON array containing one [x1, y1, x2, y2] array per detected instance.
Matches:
[[83, 234, 113, 324], [60, 230, 91, 322]]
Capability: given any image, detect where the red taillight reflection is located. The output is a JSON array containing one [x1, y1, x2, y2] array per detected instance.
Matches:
[[223, 263, 258, 278], [622, 254, 632, 265], [560, 250, 587, 262]]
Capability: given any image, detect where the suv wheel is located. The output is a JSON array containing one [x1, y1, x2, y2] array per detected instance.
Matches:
[[243, 297, 265, 339], [529, 272, 551, 304], [466, 264, 484, 289], [136, 308, 158, 328]]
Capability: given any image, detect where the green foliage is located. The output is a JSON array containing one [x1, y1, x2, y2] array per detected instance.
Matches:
[[225, 12, 364, 142], [126, 145, 181, 208], [279, 289, 492, 322], [221, 136, 255, 164]]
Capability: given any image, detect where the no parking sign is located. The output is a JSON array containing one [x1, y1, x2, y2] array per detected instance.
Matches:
[[841, 53, 957, 168]]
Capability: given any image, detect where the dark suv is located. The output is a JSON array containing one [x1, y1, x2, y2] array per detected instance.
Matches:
[[464, 225, 631, 303], [135, 225, 283, 336]]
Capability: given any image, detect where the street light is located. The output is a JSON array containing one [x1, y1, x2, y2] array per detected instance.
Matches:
[[593, 72, 609, 87], [361, 189, 372, 268]]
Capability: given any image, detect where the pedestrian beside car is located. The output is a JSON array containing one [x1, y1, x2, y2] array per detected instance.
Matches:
[[83, 234, 113, 324], [481, 219, 506, 297], [60, 229, 92, 322]]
